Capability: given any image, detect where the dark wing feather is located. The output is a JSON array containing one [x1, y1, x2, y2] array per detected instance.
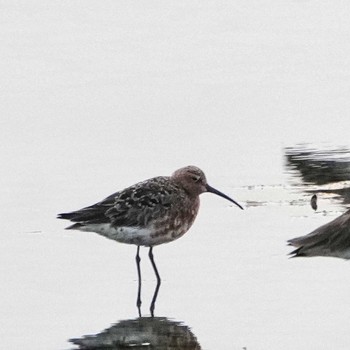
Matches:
[[105, 177, 181, 227], [58, 176, 183, 228], [288, 209, 350, 257], [57, 190, 120, 224]]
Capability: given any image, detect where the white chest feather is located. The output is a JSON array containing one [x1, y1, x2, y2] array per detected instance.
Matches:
[[76, 223, 180, 247]]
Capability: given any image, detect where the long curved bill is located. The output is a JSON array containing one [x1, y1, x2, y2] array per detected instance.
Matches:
[[206, 184, 244, 210]]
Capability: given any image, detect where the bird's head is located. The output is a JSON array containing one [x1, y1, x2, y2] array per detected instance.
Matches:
[[171, 166, 243, 210]]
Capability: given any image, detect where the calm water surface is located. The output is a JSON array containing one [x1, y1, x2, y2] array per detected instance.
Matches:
[[3, 145, 350, 350]]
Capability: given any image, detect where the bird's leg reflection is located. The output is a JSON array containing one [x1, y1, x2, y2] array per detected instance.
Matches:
[[135, 246, 142, 317], [149, 247, 161, 317]]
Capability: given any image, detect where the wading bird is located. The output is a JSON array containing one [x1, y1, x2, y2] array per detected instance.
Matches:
[[288, 209, 350, 259], [58, 165, 243, 315]]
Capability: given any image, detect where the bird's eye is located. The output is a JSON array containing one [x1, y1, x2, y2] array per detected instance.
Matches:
[[191, 175, 200, 182]]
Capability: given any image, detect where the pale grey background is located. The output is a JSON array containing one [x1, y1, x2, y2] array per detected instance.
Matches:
[[1, 1, 350, 349]]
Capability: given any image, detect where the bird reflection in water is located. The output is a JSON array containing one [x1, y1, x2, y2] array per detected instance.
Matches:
[[285, 146, 350, 259], [284, 145, 350, 207], [69, 316, 201, 350]]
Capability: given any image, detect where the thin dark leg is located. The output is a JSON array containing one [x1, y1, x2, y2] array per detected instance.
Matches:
[[136, 246, 142, 317], [149, 247, 161, 317]]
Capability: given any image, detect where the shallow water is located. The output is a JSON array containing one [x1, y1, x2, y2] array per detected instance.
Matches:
[[2, 1, 350, 349]]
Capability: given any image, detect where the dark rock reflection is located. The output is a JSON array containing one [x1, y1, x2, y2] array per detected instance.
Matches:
[[285, 145, 350, 206], [69, 316, 201, 350]]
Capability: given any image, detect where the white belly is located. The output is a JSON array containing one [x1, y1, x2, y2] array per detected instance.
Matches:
[[76, 223, 183, 247]]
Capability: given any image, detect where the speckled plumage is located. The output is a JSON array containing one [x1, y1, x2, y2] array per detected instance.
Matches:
[[58, 166, 242, 247], [59, 176, 200, 246], [58, 165, 243, 315]]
